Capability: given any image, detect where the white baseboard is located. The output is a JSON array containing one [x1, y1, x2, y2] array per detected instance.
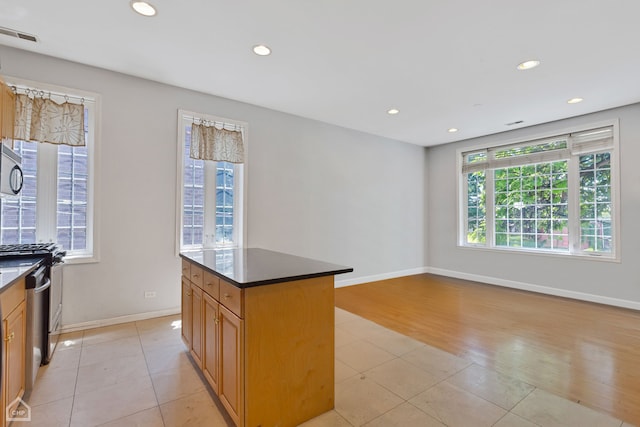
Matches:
[[61, 307, 181, 333], [427, 267, 640, 311], [62, 267, 639, 332], [335, 267, 429, 288]]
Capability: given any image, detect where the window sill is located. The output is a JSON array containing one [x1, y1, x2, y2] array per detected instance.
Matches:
[[63, 254, 99, 265], [458, 244, 620, 263]]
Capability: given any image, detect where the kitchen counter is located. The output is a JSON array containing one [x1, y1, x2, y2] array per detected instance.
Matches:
[[179, 247, 353, 288], [0, 257, 43, 293], [180, 248, 352, 427]]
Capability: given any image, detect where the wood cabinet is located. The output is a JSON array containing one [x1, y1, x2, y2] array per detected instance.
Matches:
[[203, 271, 219, 300], [4, 302, 26, 416], [1, 278, 27, 427], [190, 283, 203, 368], [243, 277, 334, 427], [202, 293, 219, 394], [218, 304, 243, 426], [0, 79, 16, 145], [180, 277, 192, 350], [180, 256, 335, 427], [181, 259, 244, 426]]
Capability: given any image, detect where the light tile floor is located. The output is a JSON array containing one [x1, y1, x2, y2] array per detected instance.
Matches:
[[22, 308, 633, 427]]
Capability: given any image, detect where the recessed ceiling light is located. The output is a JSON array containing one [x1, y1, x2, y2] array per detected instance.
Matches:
[[130, 1, 156, 16], [567, 97, 584, 104], [387, 108, 399, 115], [448, 128, 458, 133], [253, 45, 271, 56], [517, 60, 540, 70]]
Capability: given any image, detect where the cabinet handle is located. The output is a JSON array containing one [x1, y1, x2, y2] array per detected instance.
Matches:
[[193, 274, 199, 279], [5, 332, 14, 342], [186, 292, 192, 296], [223, 293, 231, 299], [214, 317, 219, 325], [206, 282, 212, 287]]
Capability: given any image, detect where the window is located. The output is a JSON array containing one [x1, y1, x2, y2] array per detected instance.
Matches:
[[177, 110, 245, 251], [0, 80, 97, 260], [57, 143, 90, 252], [459, 124, 618, 258], [1, 141, 37, 244]]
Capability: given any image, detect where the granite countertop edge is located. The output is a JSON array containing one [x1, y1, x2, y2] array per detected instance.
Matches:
[[0, 258, 46, 294], [180, 248, 354, 289]]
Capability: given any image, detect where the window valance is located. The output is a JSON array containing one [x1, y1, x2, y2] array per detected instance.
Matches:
[[15, 93, 85, 146], [190, 122, 244, 164]]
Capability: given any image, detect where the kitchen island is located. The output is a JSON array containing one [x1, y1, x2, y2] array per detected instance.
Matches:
[[179, 248, 353, 427]]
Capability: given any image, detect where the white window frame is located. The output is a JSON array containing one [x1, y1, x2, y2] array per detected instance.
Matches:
[[3, 76, 101, 263], [175, 109, 247, 254], [457, 119, 620, 261]]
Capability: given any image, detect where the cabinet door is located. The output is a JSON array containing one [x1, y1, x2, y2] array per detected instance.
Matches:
[[181, 277, 192, 349], [4, 301, 26, 417], [0, 82, 4, 143], [1, 84, 15, 143], [190, 283, 203, 368], [202, 293, 219, 394], [219, 305, 244, 427]]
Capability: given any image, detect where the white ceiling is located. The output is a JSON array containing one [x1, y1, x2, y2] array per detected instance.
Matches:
[[1, 0, 639, 147]]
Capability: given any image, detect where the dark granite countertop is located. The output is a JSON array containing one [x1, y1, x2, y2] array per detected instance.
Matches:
[[0, 257, 44, 293], [180, 248, 353, 288]]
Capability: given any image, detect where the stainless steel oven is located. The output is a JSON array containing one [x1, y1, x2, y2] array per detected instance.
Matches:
[[26, 264, 50, 393], [47, 261, 63, 362], [0, 243, 65, 384]]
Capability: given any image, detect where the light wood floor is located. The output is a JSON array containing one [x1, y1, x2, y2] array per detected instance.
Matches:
[[335, 273, 640, 425]]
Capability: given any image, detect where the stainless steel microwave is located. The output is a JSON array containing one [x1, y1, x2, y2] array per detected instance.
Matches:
[[1, 144, 23, 197]]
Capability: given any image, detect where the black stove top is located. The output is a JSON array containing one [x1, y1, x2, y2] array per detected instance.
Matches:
[[0, 243, 57, 252], [0, 243, 66, 263]]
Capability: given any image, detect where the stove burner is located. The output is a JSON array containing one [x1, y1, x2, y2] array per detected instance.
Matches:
[[0, 243, 57, 253], [0, 243, 66, 264]]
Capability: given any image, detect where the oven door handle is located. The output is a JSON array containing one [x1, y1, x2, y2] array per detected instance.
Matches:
[[34, 278, 52, 294]]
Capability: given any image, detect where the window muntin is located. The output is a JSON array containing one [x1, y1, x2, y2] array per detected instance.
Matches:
[[493, 139, 567, 160], [178, 111, 245, 251], [0, 140, 38, 244], [579, 152, 612, 252], [182, 125, 205, 247], [215, 162, 235, 245], [493, 161, 568, 250], [460, 125, 617, 258], [466, 171, 486, 244], [56, 143, 89, 252], [0, 85, 95, 259]]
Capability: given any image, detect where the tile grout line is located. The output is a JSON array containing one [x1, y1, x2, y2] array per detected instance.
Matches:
[[335, 314, 459, 426], [67, 329, 85, 427], [133, 319, 225, 425], [337, 352, 464, 426], [339, 308, 630, 426], [440, 362, 537, 415], [135, 320, 167, 427], [336, 312, 532, 426]]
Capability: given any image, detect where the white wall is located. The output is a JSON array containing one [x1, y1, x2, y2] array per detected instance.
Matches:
[[0, 46, 427, 326], [427, 104, 640, 307]]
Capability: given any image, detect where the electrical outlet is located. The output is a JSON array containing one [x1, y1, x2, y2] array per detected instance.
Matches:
[[144, 291, 156, 298]]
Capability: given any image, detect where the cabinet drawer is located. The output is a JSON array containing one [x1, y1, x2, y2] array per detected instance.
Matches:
[[190, 265, 204, 287], [181, 259, 190, 278], [220, 280, 243, 318], [203, 271, 220, 300]]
